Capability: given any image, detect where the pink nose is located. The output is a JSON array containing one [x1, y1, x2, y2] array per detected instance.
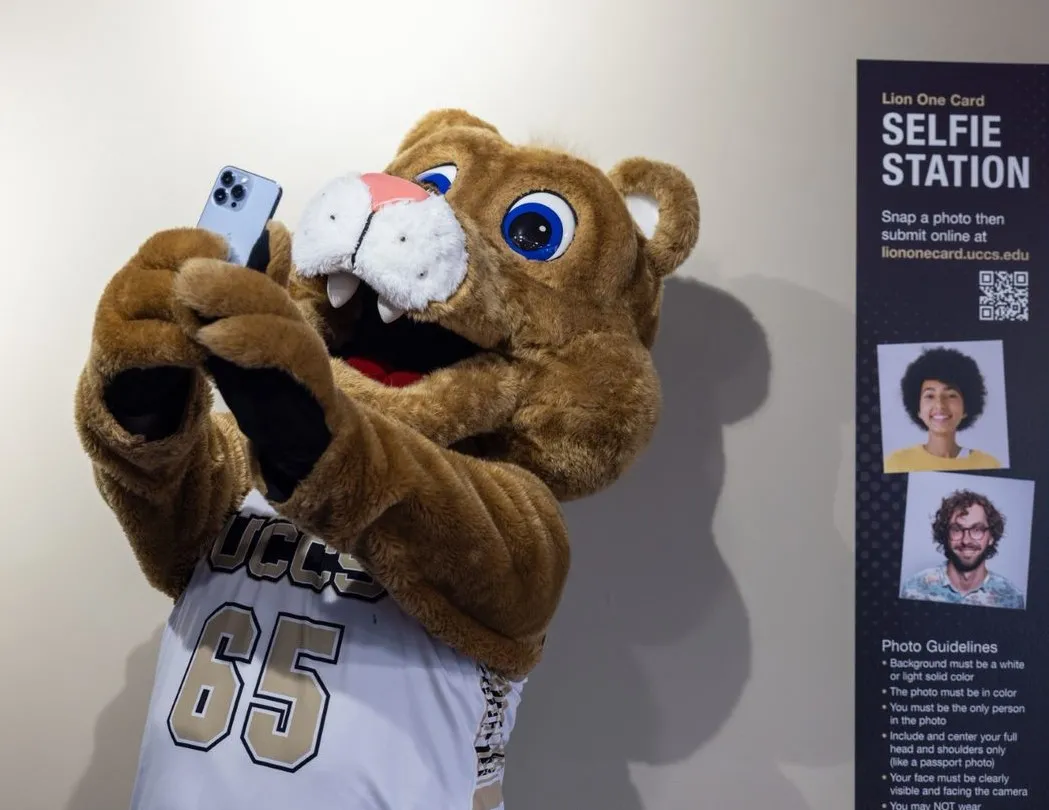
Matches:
[[361, 172, 430, 212]]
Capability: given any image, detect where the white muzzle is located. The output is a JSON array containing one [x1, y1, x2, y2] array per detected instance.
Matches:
[[291, 172, 469, 323]]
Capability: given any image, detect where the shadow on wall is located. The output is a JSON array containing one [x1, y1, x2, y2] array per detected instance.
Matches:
[[503, 270, 773, 810], [67, 625, 163, 810], [504, 271, 856, 809], [681, 273, 854, 808]]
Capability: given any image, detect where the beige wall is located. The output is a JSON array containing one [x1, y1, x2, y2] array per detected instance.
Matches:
[[1, 1, 1046, 807]]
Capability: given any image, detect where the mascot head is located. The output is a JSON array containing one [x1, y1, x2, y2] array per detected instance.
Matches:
[[288, 109, 699, 500]]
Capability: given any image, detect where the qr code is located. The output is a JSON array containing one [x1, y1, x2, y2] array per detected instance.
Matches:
[[979, 270, 1029, 321]]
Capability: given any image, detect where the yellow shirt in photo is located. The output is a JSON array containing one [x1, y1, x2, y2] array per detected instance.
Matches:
[[884, 444, 1001, 474]]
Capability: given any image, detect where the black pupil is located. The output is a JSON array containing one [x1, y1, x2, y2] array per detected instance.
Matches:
[[509, 212, 551, 251]]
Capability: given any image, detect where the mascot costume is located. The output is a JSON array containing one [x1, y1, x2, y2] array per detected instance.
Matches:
[[74, 109, 699, 808]]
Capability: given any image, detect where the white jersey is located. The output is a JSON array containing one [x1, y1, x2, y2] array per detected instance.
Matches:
[[129, 488, 524, 810]]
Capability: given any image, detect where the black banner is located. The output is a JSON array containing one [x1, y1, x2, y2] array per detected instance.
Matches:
[[856, 59, 1049, 810]]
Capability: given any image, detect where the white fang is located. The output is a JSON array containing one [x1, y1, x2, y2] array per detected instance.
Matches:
[[327, 273, 361, 309], [377, 297, 405, 323]]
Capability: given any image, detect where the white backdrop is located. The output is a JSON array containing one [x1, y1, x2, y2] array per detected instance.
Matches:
[[2, 1, 1049, 808]]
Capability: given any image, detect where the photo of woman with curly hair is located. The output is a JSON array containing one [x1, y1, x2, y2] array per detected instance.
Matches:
[[877, 340, 1008, 474]]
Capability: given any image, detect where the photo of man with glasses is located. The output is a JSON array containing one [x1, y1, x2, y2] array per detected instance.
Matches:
[[899, 488, 1025, 609]]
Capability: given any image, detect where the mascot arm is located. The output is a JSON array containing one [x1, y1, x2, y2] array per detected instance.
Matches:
[[174, 252, 568, 675], [73, 227, 273, 598], [76, 377, 250, 599], [280, 396, 570, 669]]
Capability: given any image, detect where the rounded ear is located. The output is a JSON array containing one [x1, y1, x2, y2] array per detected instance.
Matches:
[[396, 108, 502, 155], [607, 158, 699, 278]]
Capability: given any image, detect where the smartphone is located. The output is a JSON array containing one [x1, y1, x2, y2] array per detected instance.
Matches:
[[197, 165, 282, 267]]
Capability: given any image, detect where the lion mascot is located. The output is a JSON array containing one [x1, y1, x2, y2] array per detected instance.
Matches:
[[74, 109, 698, 808]]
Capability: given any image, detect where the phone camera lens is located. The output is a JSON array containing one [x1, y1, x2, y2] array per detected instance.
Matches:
[[231, 184, 245, 200], [220, 171, 234, 186], [213, 188, 228, 203]]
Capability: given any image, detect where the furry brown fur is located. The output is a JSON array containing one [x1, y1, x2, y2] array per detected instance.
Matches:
[[74, 109, 698, 680]]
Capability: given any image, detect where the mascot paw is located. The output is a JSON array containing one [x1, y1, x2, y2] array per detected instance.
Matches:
[[92, 227, 233, 441], [174, 223, 339, 501]]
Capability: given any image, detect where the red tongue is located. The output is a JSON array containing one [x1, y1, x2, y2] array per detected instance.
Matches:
[[345, 357, 422, 387]]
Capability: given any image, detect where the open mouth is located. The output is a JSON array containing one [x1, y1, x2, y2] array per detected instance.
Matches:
[[328, 279, 482, 387], [291, 170, 482, 386]]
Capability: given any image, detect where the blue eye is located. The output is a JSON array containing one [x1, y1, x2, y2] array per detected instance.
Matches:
[[414, 164, 457, 194], [501, 191, 576, 261]]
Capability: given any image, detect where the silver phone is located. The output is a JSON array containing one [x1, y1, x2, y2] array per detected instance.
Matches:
[[197, 165, 282, 266]]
